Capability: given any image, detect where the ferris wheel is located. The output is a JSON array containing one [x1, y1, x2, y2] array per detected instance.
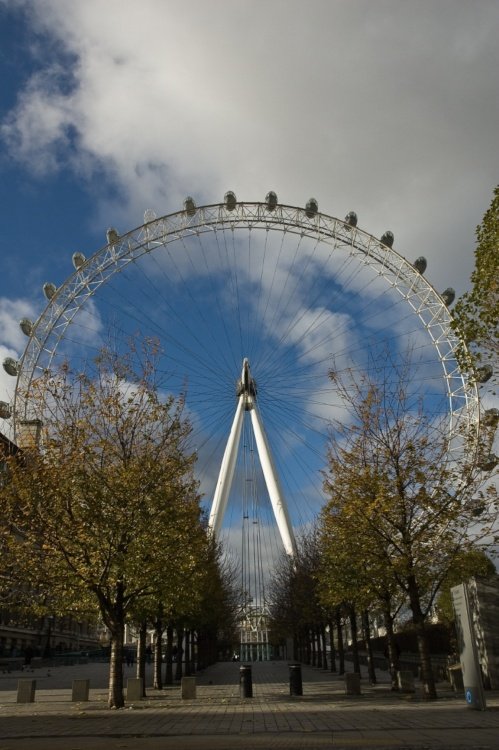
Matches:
[[1, 192, 484, 608]]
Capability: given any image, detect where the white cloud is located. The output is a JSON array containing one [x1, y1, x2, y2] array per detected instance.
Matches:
[[0, 297, 37, 351], [0, 298, 38, 433], [2, 0, 498, 292], [0, 344, 17, 416], [0, 345, 19, 440]]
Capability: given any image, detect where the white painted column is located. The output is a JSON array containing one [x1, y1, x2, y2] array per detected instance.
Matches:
[[249, 404, 296, 557], [208, 396, 245, 536]]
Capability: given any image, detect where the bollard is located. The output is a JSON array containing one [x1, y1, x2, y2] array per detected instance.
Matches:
[[181, 676, 196, 699], [126, 677, 143, 701], [17, 679, 36, 703], [344, 672, 361, 695], [289, 663, 303, 696], [240, 664, 253, 698], [72, 679, 90, 701]]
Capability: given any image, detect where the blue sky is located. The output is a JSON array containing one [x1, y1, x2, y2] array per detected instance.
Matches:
[[0, 0, 498, 569]]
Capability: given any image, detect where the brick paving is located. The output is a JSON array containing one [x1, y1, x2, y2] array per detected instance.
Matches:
[[0, 659, 498, 749]]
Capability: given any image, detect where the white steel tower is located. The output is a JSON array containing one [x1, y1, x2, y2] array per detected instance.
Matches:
[[208, 358, 296, 557]]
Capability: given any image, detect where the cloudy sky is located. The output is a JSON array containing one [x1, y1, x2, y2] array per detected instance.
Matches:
[[0, 1, 497, 569]]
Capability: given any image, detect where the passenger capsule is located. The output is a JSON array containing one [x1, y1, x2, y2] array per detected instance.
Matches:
[[265, 191, 278, 211], [344, 211, 358, 227], [483, 408, 499, 427], [479, 453, 498, 472], [43, 282, 57, 300], [20, 318, 33, 336], [106, 228, 119, 245], [143, 209, 157, 223], [3, 358, 19, 377], [413, 256, 427, 274], [224, 191, 237, 211], [305, 198, 318, 218], [441, 288, 455, 306], [72, 252, 86, 269], [0, 401, 11, 419], [380, 231, 394, 248], [476, 364, 493, 384], [184, 197, 197, 216]]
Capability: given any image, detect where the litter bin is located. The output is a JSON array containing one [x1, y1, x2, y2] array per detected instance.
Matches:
[[289, 663, 303, 696], [240, 664, 253, 698]]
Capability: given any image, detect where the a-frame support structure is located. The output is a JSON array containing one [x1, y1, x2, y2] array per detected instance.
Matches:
[[208, 358, 296, 557]]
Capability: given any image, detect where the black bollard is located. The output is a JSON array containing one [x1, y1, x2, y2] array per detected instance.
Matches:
[[240, 664, 253, 698], [289, 663, 303, 696]]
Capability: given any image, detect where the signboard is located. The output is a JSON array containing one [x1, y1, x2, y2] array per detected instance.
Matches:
[[451, 583, 487, 711]]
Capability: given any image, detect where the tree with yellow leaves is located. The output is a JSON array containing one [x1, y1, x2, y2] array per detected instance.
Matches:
[[320, 356, 498, 700], [3, 339, 206, 708], [452, 185, 499, 381]]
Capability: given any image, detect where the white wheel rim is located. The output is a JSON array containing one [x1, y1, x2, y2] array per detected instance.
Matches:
[[14, 200, 479, 551]]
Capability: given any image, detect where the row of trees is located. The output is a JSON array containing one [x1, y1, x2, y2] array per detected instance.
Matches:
[[0, 339, 238, 708], [270, 185, 499, 700], [270, 526, 496, 691], [269, 357, 497, 698], [321, 356, 497, 699]]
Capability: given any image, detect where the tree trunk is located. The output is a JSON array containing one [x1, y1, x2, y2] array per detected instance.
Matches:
[[416, 625, 436, 699], [209, 630, 217, 665], [407, 574, 437, 700], [107, 582, 126, 709], [362, 609, 376, 684], [190, 630, 196, 673], [196, 630, 204, 670], [383, 607, 400, 691], [197, 629, 209, 670], [327, 619, 336, 672], [153, 617, 163, 690], [165, 624, 174, 685], [184, 629, 191, 676], [311, 627, 317, 666], [305, 630, 311, 665], [108, 626, 125, 708], [349, 607, 361, 674], [316, 625, 323, 668], [335, 609, 345, 675], [136, 621, 147, 697], [175, 627, 184, 681], [320, 623, 328, 670]]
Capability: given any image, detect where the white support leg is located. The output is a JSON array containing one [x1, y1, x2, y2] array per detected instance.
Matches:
[[208, 395, 245, 536], [209, 358, 296, 558], [250, 404, 296, 557]]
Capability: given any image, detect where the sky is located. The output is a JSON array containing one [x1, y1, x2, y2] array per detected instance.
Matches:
[[0, 0, 498, 575]]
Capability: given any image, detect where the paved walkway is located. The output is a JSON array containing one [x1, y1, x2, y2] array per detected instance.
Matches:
[[0, 659, 498, 749]]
